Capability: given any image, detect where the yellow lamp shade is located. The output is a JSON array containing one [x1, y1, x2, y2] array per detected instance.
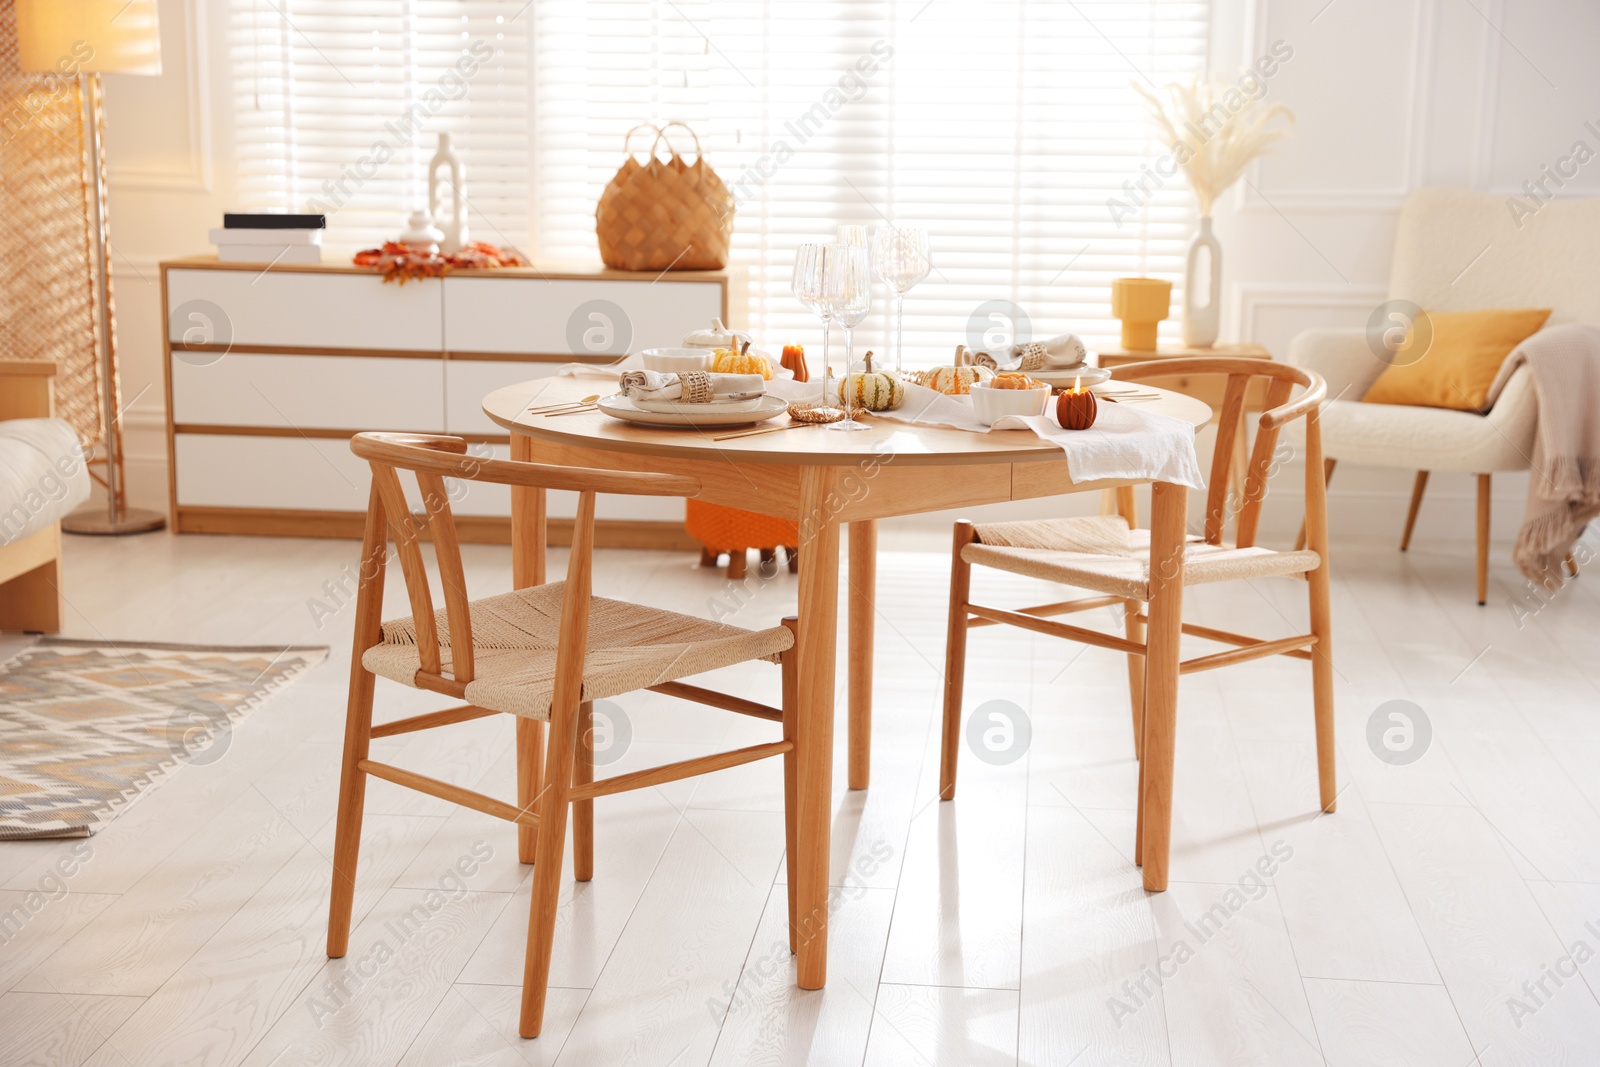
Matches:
[[15, 0, 162, 76]]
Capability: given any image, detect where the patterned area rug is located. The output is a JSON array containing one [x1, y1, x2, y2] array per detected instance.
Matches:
[[0, 639, 328, 839]]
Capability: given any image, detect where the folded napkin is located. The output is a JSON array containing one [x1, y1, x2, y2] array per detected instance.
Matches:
[[879, 381, 1205, 490], [1015, 333, 1089, 370], [618, 370, 766, 403], [961, 333, 1089, 372]]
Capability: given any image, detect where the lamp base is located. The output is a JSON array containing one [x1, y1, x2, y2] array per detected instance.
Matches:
[[62, 504, 167, 536]]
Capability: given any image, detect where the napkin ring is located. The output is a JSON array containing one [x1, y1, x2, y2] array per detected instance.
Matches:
[[1016, 343, 1048, 371], [680, 371, 714, 404]]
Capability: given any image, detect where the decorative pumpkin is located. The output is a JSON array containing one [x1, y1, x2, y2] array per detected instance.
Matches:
[[921, 364, 994, 395], [843, 369, 904, 411], [991, 372, 1040, 390], [781, 342, 809, 383], [711, 345, 774, 379], [1056, 387, 1098, 430]]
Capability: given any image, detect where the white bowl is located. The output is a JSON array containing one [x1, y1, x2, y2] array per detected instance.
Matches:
[[641, 347, 714, 374], [969, 381, 1050, 426]]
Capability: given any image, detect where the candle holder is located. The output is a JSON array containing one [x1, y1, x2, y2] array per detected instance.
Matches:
[[1055, 384, 1098, 430]]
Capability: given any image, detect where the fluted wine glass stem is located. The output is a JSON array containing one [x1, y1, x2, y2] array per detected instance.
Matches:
[[842, 325, 856, 425], [819, 312, 832, 407], [893, 291, 905, 375]]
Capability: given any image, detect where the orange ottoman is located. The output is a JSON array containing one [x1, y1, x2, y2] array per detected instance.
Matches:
[[686, 499, 799, 578]]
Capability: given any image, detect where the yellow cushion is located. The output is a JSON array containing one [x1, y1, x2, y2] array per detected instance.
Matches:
[[1362, 308, 1551, 412]]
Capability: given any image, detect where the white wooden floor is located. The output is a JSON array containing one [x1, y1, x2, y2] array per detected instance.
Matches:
[[3, 523, 1599, 1066]]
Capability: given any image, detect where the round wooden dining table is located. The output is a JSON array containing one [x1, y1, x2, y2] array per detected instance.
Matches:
[[483, 375, 1211, 986]]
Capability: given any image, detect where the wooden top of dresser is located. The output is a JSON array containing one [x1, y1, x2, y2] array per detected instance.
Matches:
[[159, 255, 738, 284]]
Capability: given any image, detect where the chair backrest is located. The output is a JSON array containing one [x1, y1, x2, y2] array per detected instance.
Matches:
[[1389, 187, 1600, 326], [1108, 359, 1327, 550], [348, 432, 700, 693]]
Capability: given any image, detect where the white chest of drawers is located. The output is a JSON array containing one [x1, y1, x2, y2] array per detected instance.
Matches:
[[160, 257, 743, 544]]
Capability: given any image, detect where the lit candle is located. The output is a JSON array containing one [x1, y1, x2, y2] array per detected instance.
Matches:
[[1055, 374, 1098, 430]]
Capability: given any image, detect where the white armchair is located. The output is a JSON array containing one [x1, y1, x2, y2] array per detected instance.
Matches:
[[1289, 187, 1600, 602]]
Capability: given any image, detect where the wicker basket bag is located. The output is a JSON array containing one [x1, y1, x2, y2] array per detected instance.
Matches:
[[596, 122, 734, 272]]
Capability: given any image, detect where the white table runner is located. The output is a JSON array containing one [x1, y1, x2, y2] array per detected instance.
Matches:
[[767, 378, 1206, 491], [554, 365, 1206, 491]]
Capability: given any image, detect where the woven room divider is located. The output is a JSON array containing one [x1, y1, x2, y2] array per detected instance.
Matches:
[[0, 0, 108, 492]]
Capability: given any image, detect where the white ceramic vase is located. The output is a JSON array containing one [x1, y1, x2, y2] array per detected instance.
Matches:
[[399, 209, 444, 253], [1183, 216, 1221, 347], [428, 133, 468, 255]]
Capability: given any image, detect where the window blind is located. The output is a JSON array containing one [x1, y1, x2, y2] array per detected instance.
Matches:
[[233, 0, 1209, 358], [230, 0, 534, 253]]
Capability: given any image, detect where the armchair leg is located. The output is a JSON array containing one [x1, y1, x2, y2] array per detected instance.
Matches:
[[516, 720, 544, 864], [327, 665, 375, 958], [1122, 599, 1145, 761], [1307, 565, 1338, 814], [1295, 460, 1336, 551], [573, 701, 594, 882], [940, 522, 977, 801], [780, 617, 800, 954], [1401, 471, 1429, 551], [1112, 490, 1145, 760], [1477, 474, 1491, 605], [519, 701, 579, 1038]]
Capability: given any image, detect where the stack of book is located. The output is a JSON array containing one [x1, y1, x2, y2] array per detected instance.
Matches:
[[210, 213, 326, 264]]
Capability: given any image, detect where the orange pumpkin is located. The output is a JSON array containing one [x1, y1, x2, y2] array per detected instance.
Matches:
[[991, 373, 1040, 390], [711, 347, 774, 379]]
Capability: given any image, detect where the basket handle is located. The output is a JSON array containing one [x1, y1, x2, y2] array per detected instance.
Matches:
[[622, 122, 665, 161], [651, 120, 704, 163]]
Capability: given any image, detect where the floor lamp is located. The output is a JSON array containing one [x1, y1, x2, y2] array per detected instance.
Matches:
[[16, 0, 165, 534]]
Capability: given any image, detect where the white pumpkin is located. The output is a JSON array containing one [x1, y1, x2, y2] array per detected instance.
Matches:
[[921, 364, 994, 395], [843, 370, 904, 411]]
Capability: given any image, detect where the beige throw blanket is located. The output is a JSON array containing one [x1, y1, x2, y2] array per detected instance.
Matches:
[[1486, 323, 1600, 587]]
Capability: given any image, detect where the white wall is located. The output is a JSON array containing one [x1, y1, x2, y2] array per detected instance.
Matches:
[[1206, 0, 1600, 542], [102, 0, 231, 513], [101, 0, 1600, 542]]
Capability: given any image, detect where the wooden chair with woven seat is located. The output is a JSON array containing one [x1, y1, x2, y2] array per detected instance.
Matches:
[[326, 432, 819, 1038], [940, 358, 1336, 891]]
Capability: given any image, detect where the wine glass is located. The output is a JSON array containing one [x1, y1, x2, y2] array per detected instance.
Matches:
[[824, 243, 872, 432], [870, 226, 931, 374], [790, 243, 839, 413], [837, 223, 869, 248]]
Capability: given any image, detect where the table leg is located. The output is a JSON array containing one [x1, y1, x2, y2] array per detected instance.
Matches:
[[794, 466, 840, 989], [511, 433, 547, 865], [1140, 481, 1187, 893], [847, 520, 877, 791]]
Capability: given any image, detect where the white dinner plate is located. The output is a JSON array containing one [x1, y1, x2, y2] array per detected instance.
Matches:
[[1031, 365, 1112, 388], [596, 393, 788, 428], [632, 393, 765, 414]]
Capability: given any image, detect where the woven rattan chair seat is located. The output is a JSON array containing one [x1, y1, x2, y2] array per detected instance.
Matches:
[[965, 515, 1321, 601], [362, 582, 793, 719]]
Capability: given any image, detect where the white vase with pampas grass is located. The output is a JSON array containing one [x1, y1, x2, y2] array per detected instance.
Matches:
[[1135, 79, 1294, 346]]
